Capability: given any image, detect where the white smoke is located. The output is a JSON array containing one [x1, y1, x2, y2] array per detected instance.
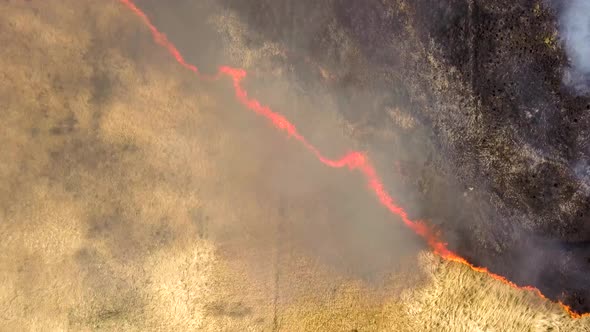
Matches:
[[558, 0, 590, 95]]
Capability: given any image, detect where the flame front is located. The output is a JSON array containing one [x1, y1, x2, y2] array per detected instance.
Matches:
[[117, 0, 589, 319]]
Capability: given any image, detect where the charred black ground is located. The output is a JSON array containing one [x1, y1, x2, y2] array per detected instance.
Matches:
[[135, 0, 590, 314]]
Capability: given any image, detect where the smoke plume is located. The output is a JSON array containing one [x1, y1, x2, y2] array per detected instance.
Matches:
[[557, 0, 590, 94]]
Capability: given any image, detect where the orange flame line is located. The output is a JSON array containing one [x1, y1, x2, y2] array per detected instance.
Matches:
[[117, 0, 588, 319]]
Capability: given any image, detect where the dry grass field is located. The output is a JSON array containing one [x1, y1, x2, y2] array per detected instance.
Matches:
[[1, 1, 589, 331]]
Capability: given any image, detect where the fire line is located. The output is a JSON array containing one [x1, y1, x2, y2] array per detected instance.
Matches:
[[117, 0, 588, 318]]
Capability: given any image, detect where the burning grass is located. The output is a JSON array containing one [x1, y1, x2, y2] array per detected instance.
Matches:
[[0, 1, 589, 330]]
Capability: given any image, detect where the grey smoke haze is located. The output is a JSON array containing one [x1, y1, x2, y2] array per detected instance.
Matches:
[[558, 0, 590, 94]]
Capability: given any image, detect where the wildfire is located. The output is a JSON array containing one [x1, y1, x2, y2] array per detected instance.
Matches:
[[117, 0, 589, 319]]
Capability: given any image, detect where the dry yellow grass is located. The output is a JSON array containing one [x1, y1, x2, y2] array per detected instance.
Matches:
[[1, 1, 590, 331]]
